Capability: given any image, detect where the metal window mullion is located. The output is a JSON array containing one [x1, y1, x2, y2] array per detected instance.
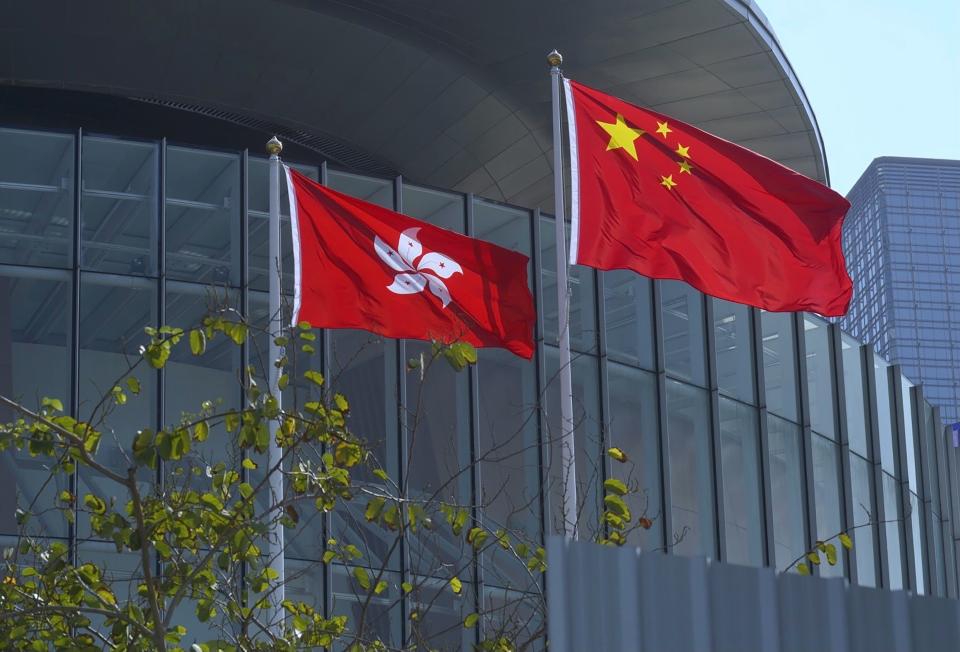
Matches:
[[753, 308, 775, 568], [913, 385, 935, 594], [831, 324, 857, 582], [392, 175, 409, 645], [704, 297, 724, 561], [69, 128, 82, 565], [464, 192, 481, 648], [238, 148, 250, 601], [794, 314, 817, 575], [891, 364, 915, 591], [595, 271, 612, 540], [652, 281, 672, 552], [531, 207, 549, 544], [318, 160, 334, 618], [863, 345, 888, 588]]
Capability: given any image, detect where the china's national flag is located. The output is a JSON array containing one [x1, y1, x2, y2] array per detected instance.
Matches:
[[285, 168, 535, 358], [565, 79, 852, 316]]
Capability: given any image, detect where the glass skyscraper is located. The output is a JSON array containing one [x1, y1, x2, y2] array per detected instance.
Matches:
[[840, 157, 960, 423]]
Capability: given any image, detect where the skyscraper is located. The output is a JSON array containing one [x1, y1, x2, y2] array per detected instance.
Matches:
[[840, 157, 960, 422]]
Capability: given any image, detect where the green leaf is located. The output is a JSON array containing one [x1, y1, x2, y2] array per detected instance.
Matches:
[[334, 393, 349, 412], [238, 482, 254, 500], [825, 543, 838, 566], [194, 421, 209, 443], [464, 613, 479, 628], [603, 478, 628, 496], [807, 551, 821, 566], [144, 342, 170, 369], [839, 533, 853, 550], [242, 458, 257, 470], [466, 527, 489, 549], [225, 411, 240, 433], [41, 397, 64, 412], [373, 580, 388, 595], [322, 550, 336, 564], [796, 562, 811, 576], [365, 497, 386, 522], [607, 447, 629, 463], [603, 494, 631, 519], [353, 566, 370, 590], [401, 581, 413, 594], [189, 329, 206, 356], [278, 373, 289, 391], [225, 322, 247, 345], [125, 377, 141, 395], [449, 576, 463, 595], [304, 370, 325, 387], [334, 442, 363, 468], [83, 494, 106, 515]]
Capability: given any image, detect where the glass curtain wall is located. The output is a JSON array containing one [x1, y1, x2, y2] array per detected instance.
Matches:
[[0, 123, 957, 649]]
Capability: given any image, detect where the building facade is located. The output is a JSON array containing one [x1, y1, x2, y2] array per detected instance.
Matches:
[[840, 157, 960, 423], [1, 1, 959, 648]]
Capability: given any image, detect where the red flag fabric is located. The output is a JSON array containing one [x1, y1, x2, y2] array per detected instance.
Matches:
[[285, 168, 535, 358], [564, 79, 852, 316]]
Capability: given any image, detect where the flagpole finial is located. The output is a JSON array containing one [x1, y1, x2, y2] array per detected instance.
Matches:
[[266, 135, 283, 156], [547, 49, 563, 68]]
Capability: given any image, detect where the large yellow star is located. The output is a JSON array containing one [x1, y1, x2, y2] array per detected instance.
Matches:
[[656, 121, 672, 138], [678, 160, 693, 174], [660, 175, 677, 190], [675, 144, 691, 158], [596, 114, 645, 160]]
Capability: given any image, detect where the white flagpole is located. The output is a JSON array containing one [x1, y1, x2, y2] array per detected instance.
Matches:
[[548, 50, 578, 540], [266, 135, 285, 628]]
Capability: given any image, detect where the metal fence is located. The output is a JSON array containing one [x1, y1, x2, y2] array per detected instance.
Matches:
[[546, 537, 960, 652]]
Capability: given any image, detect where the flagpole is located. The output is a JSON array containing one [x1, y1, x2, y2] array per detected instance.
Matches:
[[548, 50, 578, 540], [266, 135, 285, 629]]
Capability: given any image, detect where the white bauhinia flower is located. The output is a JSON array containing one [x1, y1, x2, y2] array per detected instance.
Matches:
[[374, 227, 463, 307]]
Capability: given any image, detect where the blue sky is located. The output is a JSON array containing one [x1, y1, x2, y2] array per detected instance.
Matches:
[[759, 0, 960, 194]]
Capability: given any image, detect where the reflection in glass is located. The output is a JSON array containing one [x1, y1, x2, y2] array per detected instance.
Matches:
[[909, 491, 925, 594], [761, 311, 798, 420], [165, 147, 240, 285], [472, 199, 532, 290], [812, 434, 844, 577], [0, 268, 71, 537], [849, 453, 877, 587], [332, 565, 401, 647], [603, 271, 654, 370], [767, 415, 805, 571], [660, 281, 706, 386], [328, 170, 393, 208], [901, 377, 918, 492], [665, 379, 714, 557], [874, 354, 896, 474], [408, 575, 476, 651], [718, 398, 763, 565], [0, 128, 74, 268], [804, 316, 836, 438], [540, 217, 597, 352], [841, 335, 869, 457], [713, 299, 755, 403], [606, 362, 662, 550], [402, 184, 465, 233], [81, 137, 158, 275]]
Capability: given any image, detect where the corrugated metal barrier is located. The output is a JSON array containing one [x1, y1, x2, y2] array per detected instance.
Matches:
[[546, 537, 960, 652]]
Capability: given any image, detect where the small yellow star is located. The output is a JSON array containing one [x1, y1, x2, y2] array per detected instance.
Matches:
[[675, 144, 690, 158], [660, 175, 677, 190], [656, 121, 672, 138], [596, 113, 645, 160], [677, 160, 693, 174]]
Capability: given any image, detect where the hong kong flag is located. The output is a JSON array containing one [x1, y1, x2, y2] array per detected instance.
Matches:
[[564, 79, 852, 316], [284, 168, 535, 358]]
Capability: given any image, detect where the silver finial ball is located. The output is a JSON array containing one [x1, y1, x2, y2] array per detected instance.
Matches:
[[266, 136, 283, 156], [547, 50, 563, 67]]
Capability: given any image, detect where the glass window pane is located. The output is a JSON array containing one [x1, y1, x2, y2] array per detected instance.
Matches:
[[247, 159, 317, 292], [402, 184, 465, 233], [874, 354, 897, 474], [329, 331, 400, 572], [849, 453, 877, 587], [713, 299, 755, 403], [404, 339, 472, 577], [165, 147, 240, 285], [812, 434, 844, 577], [761, 312, 798, 420], [473, 199, 532, 287], [660, 281, 706, 386], [804, 316, 836, 439], [477, 348, 539, 588], [81, 136, 158, 275], [0, 128, 74, 268], [909, 491, 925, 594], [606, 362, 662, 550], [665, 379, 714, 557], [882, 472, 904, 590], [0, 267, 71, 537], [718, 398, 763, 565], [603, 271, 654, 370], [540, 216, 597, 353], [901, 377, 918, 492], [544, 349, 601, 535], [328, 170, 393, 208], [332, 565, 402, 646], [842, 334, 869, 458], [408, 576, 477, 651], [77, 273, 157, 538], [767, 414, 805, 572]]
